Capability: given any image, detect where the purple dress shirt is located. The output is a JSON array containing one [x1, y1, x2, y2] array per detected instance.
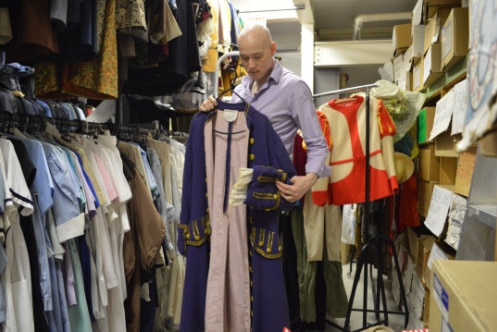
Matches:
[[232, 60, 331, 178]]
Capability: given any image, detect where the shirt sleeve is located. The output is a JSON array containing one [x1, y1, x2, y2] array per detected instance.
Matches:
[[290, 80, 331, 178]]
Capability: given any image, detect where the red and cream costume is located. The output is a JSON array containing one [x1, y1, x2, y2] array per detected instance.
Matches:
[[313, 94, 399, 206]]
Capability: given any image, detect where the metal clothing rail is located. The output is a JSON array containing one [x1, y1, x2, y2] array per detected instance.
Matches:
[[312, 83, 377, 98], [318, 83, 408, 332]]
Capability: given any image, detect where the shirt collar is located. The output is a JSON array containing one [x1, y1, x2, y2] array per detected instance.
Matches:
[[241, 59, 282, 91]]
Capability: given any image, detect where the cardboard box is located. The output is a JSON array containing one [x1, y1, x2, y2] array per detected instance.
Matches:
[[412, 24, 426, 58], [424, 242, 452, 293], [429, 260, 497, 332], [412, 57, 424, 92], [434, 131, 460, 157], [413, 0, 424, 25], [419, 144, 440, 181], [441, 7, 469, 70], [423, 287, 431, 326], [393, 52, 407, 83], [418, 107, 436, 144], [423, 0, 462, 22], [418, 179, 439, 217], [415, 235, 437, 286], [424, 15, 438, 51], [422, 43, 443, 87], [393, 23, 413, 55], [438, 156, 457, 185], [453, 145, 477, 197]]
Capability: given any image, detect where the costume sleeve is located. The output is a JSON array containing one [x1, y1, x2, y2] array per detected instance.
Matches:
[[376, 100, 399, 193]]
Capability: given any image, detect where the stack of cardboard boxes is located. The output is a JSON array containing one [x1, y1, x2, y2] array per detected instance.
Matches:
[[391, 0, 468, 93], [386, 1, 497, 331]]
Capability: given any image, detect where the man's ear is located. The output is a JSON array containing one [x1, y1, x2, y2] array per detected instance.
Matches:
[[271, 41, 277, 55]]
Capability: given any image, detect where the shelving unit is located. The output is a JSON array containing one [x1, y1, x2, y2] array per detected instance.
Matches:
[[423, 55, 468, 102]]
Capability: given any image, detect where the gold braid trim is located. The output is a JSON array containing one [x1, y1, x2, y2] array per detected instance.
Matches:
[[181, 215, 212, 247], [250, 225, 283, 259], [254, 246, 283, 259]]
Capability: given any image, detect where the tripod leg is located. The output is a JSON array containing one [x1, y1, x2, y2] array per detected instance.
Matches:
[[388, 237, 409, 328], [343, 248, 365, 331]]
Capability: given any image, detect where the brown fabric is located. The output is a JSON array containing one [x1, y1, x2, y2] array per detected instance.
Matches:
[[0, 7, 13, 45], [123, 159, 165, 332], [6, 0, 59, 63], [34, 0, 118, 100]]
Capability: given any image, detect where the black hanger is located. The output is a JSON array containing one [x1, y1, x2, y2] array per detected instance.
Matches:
[[216, 67, 247, 104], [217, 87, 247, 104]]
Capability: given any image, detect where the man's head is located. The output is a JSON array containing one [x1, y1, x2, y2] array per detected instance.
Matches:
[[238, 24, 277, 86]]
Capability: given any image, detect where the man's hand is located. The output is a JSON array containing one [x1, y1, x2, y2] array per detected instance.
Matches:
[[198, 95, 217, 112], [276, 173, 318, 203]]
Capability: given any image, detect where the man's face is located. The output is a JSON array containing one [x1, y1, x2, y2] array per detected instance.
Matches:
[[238, 37, 276, 83]]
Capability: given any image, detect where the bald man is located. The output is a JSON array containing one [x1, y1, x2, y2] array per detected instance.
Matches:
[[200, 24, 330, 202], [195, 24, 331, 330]]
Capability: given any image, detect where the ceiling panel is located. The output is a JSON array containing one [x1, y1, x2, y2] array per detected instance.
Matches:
[[231, 0, 418, 41], [311, 0, 418, 40]]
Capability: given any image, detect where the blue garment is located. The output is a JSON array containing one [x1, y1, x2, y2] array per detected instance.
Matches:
[[178, 101, 297, 332], [66, 238, 92, 332], [41, 142, 83, 217], [130, 142, 160, 200], [8, 137, 55, 311], [36, 99, 53, 117]]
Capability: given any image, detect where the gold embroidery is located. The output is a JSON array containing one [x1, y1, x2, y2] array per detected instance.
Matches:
[[258, 229, 265, 246], [193, 221, 200, 241], [254, 246, 283, 259], [257, 175, 276, 183], [266, 232, 274, 253]]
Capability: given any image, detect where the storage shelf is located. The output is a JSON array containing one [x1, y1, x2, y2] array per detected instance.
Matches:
[[424, 55, 468, 101]]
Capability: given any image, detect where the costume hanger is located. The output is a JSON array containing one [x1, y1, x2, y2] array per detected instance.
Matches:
[[333, 95, 362, 104], [216, 67, 247, 105]]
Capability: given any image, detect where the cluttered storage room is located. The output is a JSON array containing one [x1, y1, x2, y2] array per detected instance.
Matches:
[[0, 0, 494, 331]]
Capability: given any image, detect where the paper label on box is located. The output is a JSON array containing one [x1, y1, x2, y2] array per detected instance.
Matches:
[[430, 89, 454, 140], [433, 273, 449, 321], [451, 79, 468, 135], [445, 194, 468, 250], [423, 49, 433, 85], [441, 20, 453, 61], [425, 185, 453, 236]]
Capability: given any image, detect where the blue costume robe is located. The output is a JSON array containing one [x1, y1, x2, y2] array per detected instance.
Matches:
[[178, 100, 297, 332]]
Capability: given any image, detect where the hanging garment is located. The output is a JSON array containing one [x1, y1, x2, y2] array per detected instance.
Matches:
[[178, 100, 296, 332], [123, 0, 201, 96], [5, 0, 59, 63], [35, 0, 118, 100], [122, 156, 165, 332], [0, 138, 35, 332], [292, 134, 348, 323], [317, 95, 398, 205]]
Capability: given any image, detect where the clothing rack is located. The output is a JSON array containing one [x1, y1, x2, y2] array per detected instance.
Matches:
[[312, 83, 377, 98], [315, 84, 408, 332], [0, 111, 159, 139]]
